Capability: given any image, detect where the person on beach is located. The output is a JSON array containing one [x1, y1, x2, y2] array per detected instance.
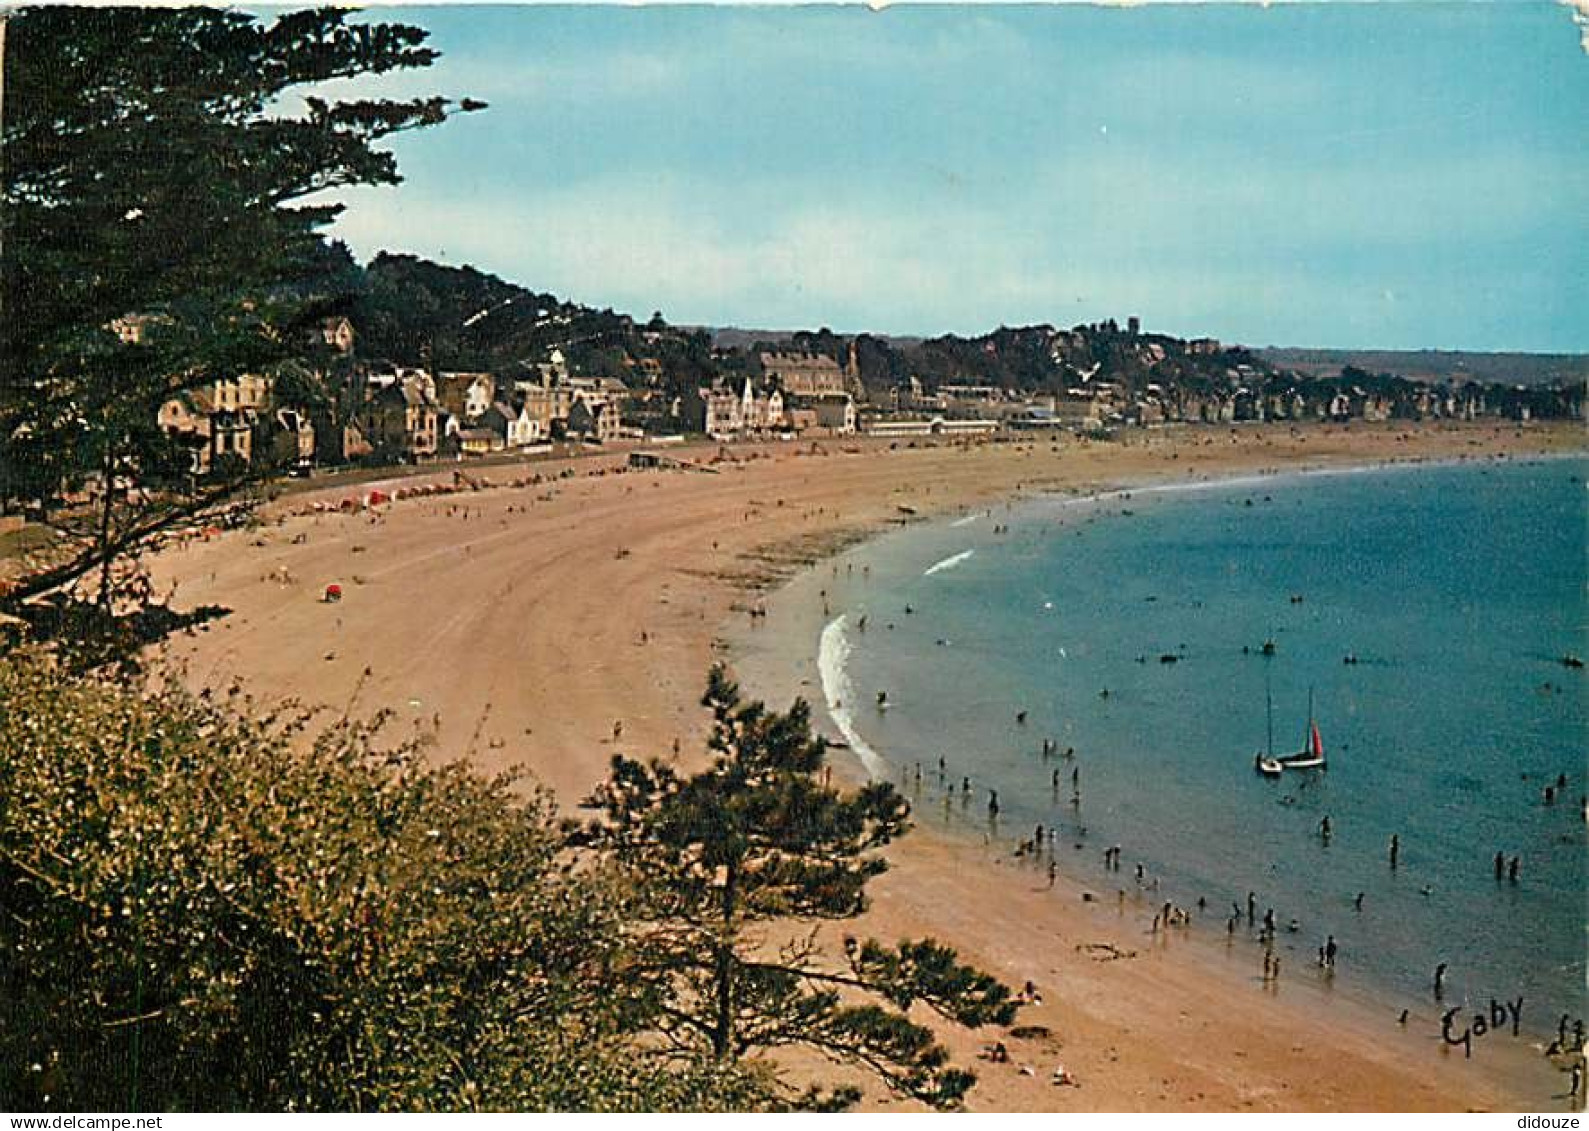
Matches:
[[1319, 815, 1332, 840], [988, 790, 1000, 819], [1389, 834, 1400, 868], [1495, 851, 1506, 880], [1048, 859, 1058, 889], [1325, 935, 1338, 967], [1509, 855, 1520, 882], [1052, 768, 1061, 790], [1247, 892, 1257, 922], [1354, 892, 1365, 912], [962, 776, 972, 796], [1434, 962, 1448, 999]]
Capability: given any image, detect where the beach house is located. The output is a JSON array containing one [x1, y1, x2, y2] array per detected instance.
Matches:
[[436, 372, 498, 424], [568, 391, 622, 444], [760, 350, 848, 396], [361, 375, 440, 460], [786, 390, 857, 434]]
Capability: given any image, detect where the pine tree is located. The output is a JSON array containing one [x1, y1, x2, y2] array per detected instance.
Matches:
[[0, 6, 480, 627], [581, 665, 1018, 1110]]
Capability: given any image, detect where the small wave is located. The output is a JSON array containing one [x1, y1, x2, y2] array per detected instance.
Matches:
[[924, 549, 976, 576], [950, 514, 981, 528], [817, 615, 887, 779]]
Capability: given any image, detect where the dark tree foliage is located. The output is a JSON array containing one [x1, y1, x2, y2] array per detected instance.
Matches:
[[0, 6, 478, 616], [356, 253, 567, 371], [581, 666, 1019, 1110]]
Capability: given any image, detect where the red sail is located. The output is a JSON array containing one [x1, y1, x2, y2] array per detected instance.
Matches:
[[1310, 721, 1324, 758]]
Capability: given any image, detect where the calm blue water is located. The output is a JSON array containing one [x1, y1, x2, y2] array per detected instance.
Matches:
[[744, 457, 1587, 1033]]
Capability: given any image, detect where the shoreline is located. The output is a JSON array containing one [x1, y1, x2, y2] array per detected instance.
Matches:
[[723, 451, 1583, 1111], [146, 420, 1586, 1111]]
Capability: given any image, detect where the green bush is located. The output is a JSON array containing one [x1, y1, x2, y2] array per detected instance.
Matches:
[[0, 651, 753, 1111]]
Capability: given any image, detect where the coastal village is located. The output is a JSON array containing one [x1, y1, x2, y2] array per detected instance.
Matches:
[[139, 261, 1587, 483]]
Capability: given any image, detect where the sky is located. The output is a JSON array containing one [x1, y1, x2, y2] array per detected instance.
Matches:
[[309, 3, 1589, 351]]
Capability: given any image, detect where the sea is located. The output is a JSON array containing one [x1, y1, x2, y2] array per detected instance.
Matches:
[[731, 455, 1588, 1037]]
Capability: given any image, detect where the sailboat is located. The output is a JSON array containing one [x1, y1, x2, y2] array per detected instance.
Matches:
[[1254, 670, 1284, 778], [1276, 688, 1326, 770]]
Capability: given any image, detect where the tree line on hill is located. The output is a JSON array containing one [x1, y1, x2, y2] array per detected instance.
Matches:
[[323, 254, 1587, 424]]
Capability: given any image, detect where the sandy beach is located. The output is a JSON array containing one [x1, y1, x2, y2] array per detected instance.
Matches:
[[148, 420, 1583, 1111]]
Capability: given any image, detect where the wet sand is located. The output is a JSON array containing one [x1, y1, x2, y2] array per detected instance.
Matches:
[[148, 420, 1583, 1111]]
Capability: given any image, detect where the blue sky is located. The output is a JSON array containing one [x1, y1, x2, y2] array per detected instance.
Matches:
[[313, 4, 1589, 351]]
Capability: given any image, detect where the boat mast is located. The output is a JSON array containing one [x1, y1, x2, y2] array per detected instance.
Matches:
[[1265, 661, 1275, 758]]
